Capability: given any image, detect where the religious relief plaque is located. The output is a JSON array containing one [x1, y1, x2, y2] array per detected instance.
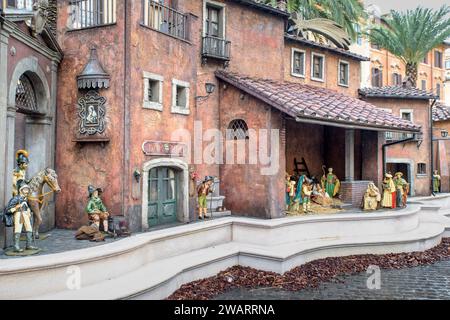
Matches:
[[77, 91, 106, 136], [142, 141, 187, 157]]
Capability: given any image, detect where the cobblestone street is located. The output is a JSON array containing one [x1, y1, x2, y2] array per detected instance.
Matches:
[[216, 260, 450, 300]]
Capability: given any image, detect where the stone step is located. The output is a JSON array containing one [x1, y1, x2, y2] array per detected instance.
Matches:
[[38, 218, 444, 300], [210, 210, 231, 218]]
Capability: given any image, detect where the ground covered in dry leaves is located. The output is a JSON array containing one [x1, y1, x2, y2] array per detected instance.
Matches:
[[168, 238, 450, 300]]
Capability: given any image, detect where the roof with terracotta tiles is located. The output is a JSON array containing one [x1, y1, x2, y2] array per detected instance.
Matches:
[[215, 71, 421, 132], [359, 86, 437, 100], [285, 35, 370, 62], [229, 0, 290, 17], [433, 103, 450, 122]]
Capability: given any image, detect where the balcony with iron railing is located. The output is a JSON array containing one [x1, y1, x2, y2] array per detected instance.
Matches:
[[141, 0, 188, 41], [1, 0, 34, 11], [202, 36, 231, 64]]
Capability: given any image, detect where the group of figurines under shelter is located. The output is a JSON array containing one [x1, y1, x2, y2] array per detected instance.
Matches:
[[285, 167, 342, 214], [285, 166, 413, 215]]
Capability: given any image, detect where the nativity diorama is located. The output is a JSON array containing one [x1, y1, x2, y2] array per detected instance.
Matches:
[[285, 159, 410, 216], [286, 165, 342, 215]]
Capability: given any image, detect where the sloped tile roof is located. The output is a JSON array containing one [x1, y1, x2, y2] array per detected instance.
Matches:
[[433, 102, 450, 122], [229, 0, 289, 17], [216, 71, 420, 132], [285, 35, 370, 62], [359, 86, 437, 100]]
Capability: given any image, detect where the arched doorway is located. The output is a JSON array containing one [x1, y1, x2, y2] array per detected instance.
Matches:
[[4, 57, 54, 230], [142, 158, 189, 230]]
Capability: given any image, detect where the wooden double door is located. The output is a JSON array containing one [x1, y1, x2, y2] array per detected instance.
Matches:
[[148, 167, 178, 226]]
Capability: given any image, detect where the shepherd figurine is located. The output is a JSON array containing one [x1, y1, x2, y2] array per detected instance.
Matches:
[[197, 176, 214, 220]]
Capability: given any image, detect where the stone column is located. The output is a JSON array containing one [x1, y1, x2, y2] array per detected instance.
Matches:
[[0, 30, 8, 209], [345, 129, 355, 181], [0, 30, 9, 249]]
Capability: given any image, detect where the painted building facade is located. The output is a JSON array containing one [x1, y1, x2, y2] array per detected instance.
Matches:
[[0, 0, 62, 247], [1, 0, 432, 241]]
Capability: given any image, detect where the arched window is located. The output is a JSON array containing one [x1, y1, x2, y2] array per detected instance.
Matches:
[[15, 74, 38, 113], [227, 119, 249, 140]]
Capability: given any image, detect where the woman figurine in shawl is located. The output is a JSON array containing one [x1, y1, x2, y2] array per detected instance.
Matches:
[[363, 182, 381, 211], [321, 166, 340, 198], [381, 173, 396, 208], [433, 170, 441, 193]]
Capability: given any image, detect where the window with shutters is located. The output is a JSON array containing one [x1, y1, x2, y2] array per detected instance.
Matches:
[[435, 51, 443, 68], [371, 68, 383, 87], [311, 52, 325, 82], [291, 48, 305, 77], [421, 80, 427, 90], [338, 60, 349, 87], [392, 73, 402, 86], [417, 163, 427, 175]]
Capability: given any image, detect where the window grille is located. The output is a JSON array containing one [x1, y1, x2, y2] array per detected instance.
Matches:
[[227, 119, 249, 140], [70, 0, 116, 30], [15, 74, 38, 113]]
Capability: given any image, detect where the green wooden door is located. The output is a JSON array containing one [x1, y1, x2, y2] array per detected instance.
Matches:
[[148, 167, 178, 226]]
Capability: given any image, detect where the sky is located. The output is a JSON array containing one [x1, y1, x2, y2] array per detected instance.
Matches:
[[364, 0, 448, 13]]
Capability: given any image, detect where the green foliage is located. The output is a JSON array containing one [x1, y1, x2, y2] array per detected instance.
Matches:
[[262, 0, 367, 40], [369, 6, 450, 66]]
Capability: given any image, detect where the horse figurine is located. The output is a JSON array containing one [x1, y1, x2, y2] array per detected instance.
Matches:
[[26, 168, 61, 239]]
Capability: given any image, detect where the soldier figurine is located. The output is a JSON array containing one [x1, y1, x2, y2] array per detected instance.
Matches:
[[3, 182, 38, 252], [86, 185, 110, 232], [12, 150, 30, 197]]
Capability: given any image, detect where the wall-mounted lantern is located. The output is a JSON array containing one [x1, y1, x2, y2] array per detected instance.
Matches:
[[195, 82, 216, 103], [133, 169, 141, 182]]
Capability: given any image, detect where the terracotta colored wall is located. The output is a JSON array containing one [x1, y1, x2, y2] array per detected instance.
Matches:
[[433, 120, 450, 192], [55, 0, 126, 228], [284, 42, 361, 97], [370, 43, 447, 102], [285, 121, 324, 178], [363, 98, 432, 196], [7, 36, 53, 90], [218, 84, 285, 218]]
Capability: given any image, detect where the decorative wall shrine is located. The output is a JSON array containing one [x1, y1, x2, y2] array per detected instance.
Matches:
[[74, 47, 110, 143], [77, 91, 106, 135], [142, 141, 187, 157]]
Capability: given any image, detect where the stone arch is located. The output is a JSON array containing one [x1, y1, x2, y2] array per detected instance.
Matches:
[[8, 56, 51, 115], [141, 158, 189, 230]]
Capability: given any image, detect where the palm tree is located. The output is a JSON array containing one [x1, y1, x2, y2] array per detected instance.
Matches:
[[369, 6, 450, 87], [263, 0, 366, 41]]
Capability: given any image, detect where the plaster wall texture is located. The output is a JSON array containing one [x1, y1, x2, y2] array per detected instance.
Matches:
[[363, 97, 432, 196], [284, 42, 362, 97]]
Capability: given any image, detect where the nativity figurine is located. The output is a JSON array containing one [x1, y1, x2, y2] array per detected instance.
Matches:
[[321, 166, 340, 198], [363, 182, 381, 211], [381, 173, 396, 208]]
